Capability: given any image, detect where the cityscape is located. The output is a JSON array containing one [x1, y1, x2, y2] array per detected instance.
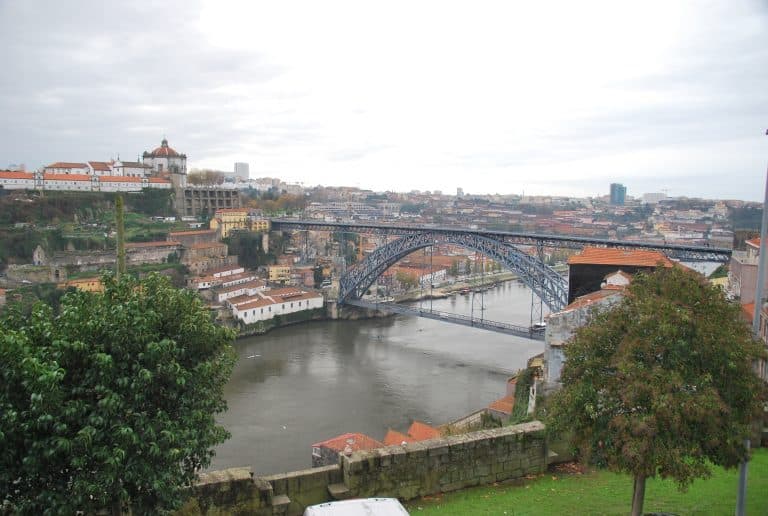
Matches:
[[1, 1, 767, 515]]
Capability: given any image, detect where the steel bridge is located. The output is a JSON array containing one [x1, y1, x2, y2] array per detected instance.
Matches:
[[271, 219, 731, 335]]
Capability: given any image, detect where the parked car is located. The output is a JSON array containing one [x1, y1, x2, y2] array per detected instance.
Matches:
[[303, 498, 409, 515]]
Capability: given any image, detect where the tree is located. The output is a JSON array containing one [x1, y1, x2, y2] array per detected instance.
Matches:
[[546, 266, 766, 516], [0, 274, 236, 514]]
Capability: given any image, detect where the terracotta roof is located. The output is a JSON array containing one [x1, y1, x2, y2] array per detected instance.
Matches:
[[147, 138, 181, 158], [125, 240, 180, 248], [564, 288, 623, 311], [312, 433, 383, 453], [407, 421, 441, 441], [43, 173, 92, 181], [99, 175, 141, 183], [88, 161, 112, 171], [45, 162, 87, 169], [383, 430, 415, 446], [0, 171, 34, 179], [488, 395, 515, 415], [567, 247, 674, 267], [746, 238, 761, 248], [148, 177, 170, 183]]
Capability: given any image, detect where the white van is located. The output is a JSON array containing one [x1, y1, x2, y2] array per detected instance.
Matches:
[[303, 498, 409, 515]]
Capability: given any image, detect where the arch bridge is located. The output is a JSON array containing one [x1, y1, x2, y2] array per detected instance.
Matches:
[[271, 220, 731, 336]]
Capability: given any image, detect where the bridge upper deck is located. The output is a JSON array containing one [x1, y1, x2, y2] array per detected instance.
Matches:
[[271, 219, 731, 262]]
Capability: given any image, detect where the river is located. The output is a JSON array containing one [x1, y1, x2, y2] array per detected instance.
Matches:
[[210, 279, 545, 475]]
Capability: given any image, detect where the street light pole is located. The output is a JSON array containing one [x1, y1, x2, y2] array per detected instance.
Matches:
[[738, 128, 768, 516]]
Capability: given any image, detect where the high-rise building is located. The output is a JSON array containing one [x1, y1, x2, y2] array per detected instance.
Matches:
[[609, 183, 626, 205], [234, 162, 249, 181], [457, 187, 464, 197]]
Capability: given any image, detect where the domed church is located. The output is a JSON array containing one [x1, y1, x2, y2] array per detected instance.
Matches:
[[142, 138, 187, 180]]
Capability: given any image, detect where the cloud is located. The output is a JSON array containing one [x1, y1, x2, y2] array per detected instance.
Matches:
[[0, 0, 766, 200]]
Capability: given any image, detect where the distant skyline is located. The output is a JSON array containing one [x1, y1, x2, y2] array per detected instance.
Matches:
[[1, 1, 767, 201]]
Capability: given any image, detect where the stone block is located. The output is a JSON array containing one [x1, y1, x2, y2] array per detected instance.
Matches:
[[428, 445, 449, 457]]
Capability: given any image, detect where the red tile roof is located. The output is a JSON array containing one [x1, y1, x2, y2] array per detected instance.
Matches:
[[148, 177, 170, 183], [147, 138, 182, 157], [488, 394, 515, 415], [383, 430, 415, 446], [88, 161, 112, 171], [567, 247, 674, 267], [746, 238, 761, 249], [407, 421, 441, 441], [312, 433, 383, 453], [45, 162, 87, 169], [0, 171, 34, 179], [563, 288, 623, 311]]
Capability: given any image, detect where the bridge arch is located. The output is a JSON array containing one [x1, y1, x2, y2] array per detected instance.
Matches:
[[338, 231, 568, 311]]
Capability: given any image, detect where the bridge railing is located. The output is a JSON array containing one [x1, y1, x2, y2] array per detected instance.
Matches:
[[347, 299, 545, 340]]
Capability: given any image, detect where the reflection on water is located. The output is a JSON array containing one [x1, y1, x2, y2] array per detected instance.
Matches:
[[210, 280, 544, 475]]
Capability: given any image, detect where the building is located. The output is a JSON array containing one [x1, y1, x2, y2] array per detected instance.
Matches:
[[728, 238, 768, 305], [229, 287, 323, 324], [566, 247, 673, 304], [544, 286, 626, 389], [234, 162, 249, 181], [610, 183, 626, 205], [59, 277, 105, 293], [142, 138, 187, 180], [311, 433, 384, 467], [268, 265, 292, 284]]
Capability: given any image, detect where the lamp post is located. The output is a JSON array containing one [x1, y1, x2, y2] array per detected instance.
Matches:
[[739, 128, 768, 516]]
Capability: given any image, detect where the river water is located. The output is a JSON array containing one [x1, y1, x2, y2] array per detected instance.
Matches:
[[210, 280, 545, 475]]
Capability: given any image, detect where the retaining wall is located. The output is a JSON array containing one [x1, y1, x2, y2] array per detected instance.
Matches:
[[177, 421, 547, 516]]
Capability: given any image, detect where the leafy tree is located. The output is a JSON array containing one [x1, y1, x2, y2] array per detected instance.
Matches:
[[546, 266, 766, 516], [395, 270, 418, 290], [0, 274, 236, 514]]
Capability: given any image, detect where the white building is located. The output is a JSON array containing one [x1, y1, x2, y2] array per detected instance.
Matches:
[[142, 138, 187, 182], [230, 288, 324, 324], [0, 170, 35, 190], [112, 161, 152, 178], [44, 162, 89, 175], [234, 162, 249, 181]]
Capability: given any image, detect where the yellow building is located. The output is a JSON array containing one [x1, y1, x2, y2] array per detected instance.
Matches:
[[60, 277, 104, 293], [209, 208, 271, 238], [268, 265, 291, 284]]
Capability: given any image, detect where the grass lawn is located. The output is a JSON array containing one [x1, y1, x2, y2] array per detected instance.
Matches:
[[405, 448, 767, 515]]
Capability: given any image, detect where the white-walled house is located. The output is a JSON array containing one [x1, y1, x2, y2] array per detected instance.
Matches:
[[44, 162, 89, 175], [0, 170, 35, 190], [230, 288, 324, 324]]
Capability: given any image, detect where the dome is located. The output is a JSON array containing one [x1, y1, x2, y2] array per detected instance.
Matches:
[[148, 138, 181, 158]]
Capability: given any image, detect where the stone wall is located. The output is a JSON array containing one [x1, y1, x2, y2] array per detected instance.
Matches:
[[177, 421, 547, 516], [342, 421, 546, 500]]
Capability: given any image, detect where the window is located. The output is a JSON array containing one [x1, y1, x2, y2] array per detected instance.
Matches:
[[290, 303, 294, 308], [282, 304, 285, 309], [261, 308, 264, 314], [312, 447, 321, 458]]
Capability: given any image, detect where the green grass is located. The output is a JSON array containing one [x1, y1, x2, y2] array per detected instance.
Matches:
[[405, 449, 768, 515]]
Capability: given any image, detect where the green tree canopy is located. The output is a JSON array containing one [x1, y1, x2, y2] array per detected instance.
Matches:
[[546, 266, 766, 516], [0, 274, 236, 514]]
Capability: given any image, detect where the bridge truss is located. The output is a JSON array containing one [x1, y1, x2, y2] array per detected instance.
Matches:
[[271, 219, 732, 317], [338, 231, 569, 311]]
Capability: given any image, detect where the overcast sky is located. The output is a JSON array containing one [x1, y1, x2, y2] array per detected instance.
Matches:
[[1, 1, 767, 200]]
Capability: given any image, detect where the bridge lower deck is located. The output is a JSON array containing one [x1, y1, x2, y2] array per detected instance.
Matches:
[[346, 299, 545, 341]]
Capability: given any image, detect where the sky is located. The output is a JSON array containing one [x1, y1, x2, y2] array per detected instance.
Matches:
[[1, 0, 767, 200]]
